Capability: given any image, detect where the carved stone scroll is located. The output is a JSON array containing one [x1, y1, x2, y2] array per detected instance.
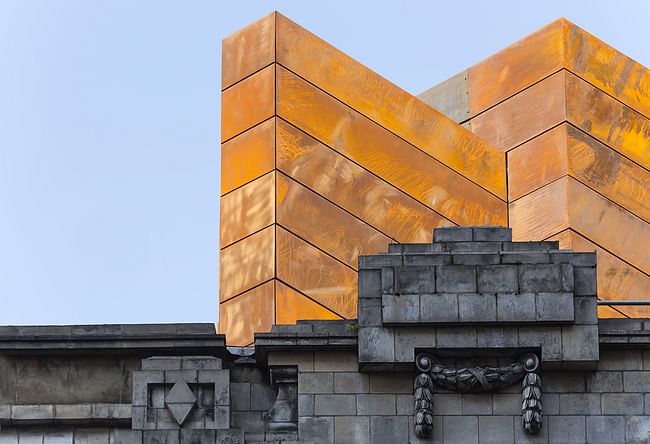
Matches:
[[264, 366, 298, 432], [414, 353, 541, 438]]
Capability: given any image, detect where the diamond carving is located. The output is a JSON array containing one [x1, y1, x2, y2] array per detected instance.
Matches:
[[165, 381, 196, 425]]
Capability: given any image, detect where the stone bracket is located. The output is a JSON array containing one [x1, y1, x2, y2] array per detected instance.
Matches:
[[264, 366, 298, 433]]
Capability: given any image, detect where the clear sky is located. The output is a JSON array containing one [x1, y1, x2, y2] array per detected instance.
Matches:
[[1, 0, 648, 325]]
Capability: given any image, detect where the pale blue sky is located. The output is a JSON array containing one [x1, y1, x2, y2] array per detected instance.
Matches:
[[0, 1, 648, 325]]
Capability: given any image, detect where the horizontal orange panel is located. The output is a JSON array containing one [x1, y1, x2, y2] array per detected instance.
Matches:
[[468, 19, 565, 115], [276, 66, 507, 227], [470, 71, 566, 151], [221, 64, 275, 142], [276, 226, 357, 319], [566, 72, 650, 171], [507, 125, 568, 201], [274, 13, 506, 198], [510, 177, 569, 242], [550, 229, 650, 318], [276, 119, 453, 242], [275, 280, 342, 325], [220, 171, 275, 249], [221, 12, 276, 90], [219, 225, 274, 302], [565, 22, 650, 119], [276, 173, 391, 270], [221, 118, 275, 195], [218, 280, 274, 346]]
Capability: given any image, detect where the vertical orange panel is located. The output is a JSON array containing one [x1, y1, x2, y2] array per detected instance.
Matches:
[[276, 173, 392, 269], [276, 226, 357, 319], [220, 171, 275, 248], [509, 177, 569, 241], [275, 13, 507, 198], [275, 281, 342, 325], [276, 119, 452, 242], [468, 19, 565, 115], [219, 280, 275, 346], [221, 64, 275, 142], [219, 225, 274, 302], [470, 71, 567, 151], [507, 125, 568, 201], [221, 118, 275, 195], [221, 12, 276, 90]]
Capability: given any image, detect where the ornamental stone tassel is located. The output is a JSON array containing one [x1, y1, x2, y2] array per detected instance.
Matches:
[[521, 354, 542, 434]]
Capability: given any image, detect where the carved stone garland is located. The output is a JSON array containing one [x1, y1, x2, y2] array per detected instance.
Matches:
[[414, 353, 542, 438]]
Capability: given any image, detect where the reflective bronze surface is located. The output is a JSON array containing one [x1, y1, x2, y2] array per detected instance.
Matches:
[[275, 281, 342, 325], [218, 280, 275, 346]]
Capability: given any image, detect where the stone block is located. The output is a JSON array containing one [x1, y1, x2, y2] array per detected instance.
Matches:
[[18, 432, 44, 444], [359, 297, 382, 327], [598, 350, 643, 370], [420, 293, 458, 322], [43, 432, 73, 444], [434, 226, 472, 242], [602, 393, 643, 414], [369, 415, 408, 444], [624, 371, 650, 392], [358, 255, 401, 269], [181, 356, 222, 370], [574, 266, 597, 296], [358, 327, 394, 363], [574, 296, 597, 325], [548, 416, 586, 444], [358, 269, 381, 298], [143, 430, 180, 444], [315, 351, 358, 372], [335, 416, 369, 444], [299, 416, 334, 444], [298, 394, 314, 416], [395, 266, 434, 294], [626, 416, 650, 444], [478, 416, 514, 443], [518, 327, 562, 363], [141, 357, 182, 371], [230, 383, 251, 411], [250, 382, 275, 411], [165, 370, 197, 384], [559, 393, 601, 414], [54, 404, 91, 419], [519, 264, 562, 292], [381, 268, 394, 294], [382, 294, 419, 323], [562, 325, 599, 363], [544, 393, 560, 415], [432, 394, 462, 415], [439, 241, 501, 253], [298, 373, 333, 394], [443, 416, 478, 444], [497, 292, 536, 322], [389, 243, 431, 254], [269, 352, 314, 372], [462, 394, 492, 415], [133, 371, 164, 406], [476, 327, 518, 348], [314, 394, 356, 416], [472, 226, 511, 241], [394, 327, 435, 363], [492, 394, 520, 415], [550, 251, 597, 266], [536, 292, 574, 322], [586, 416, 625, 444], [502, 241, 559, 251], [458, 293, 496, 322], [544, 372, 586, 392], [369, 373, 412, 393], [12, 404, 54, 420], [500, 251, 550, 264], [396, 394, 413, 415], [436, 327, 477, 348], [403, 253, 451, 265], [452, 253, 500, 265], [586, 371, 623, 392], [231, 411, 264, 434], [561, 263, 574, 291], [335, 373, 369, 394], [0, 431, 17, 444], [436, 265, 476, 293], [113, 430, 142, 444], [477, 265, 518, 292], [356, 394, 396, 415]]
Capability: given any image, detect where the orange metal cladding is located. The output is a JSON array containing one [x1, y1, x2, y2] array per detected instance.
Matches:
[[221, 12, 275, 90], [276, 66, 507, 227], [276, 172, 392, 270], [276, 226, 357, 319], [508, 124, 650, 222], [275, 281, 342, 325], [276, 119, 453, 243], [550, 230, 650, 317], [220, 118, 275, 195], [273, 13, 507, 199], [220, 171, 274, 249], [219, 225, 274, 303], [218, 280, 275, 346], [220, 64, 275, 142]]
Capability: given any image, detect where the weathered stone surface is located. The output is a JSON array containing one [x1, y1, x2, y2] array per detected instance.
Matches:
[[299, 416, 334, 444], [536, 292, 574, 322], [586, 416, 625, 444], [519, 264, 562, 292], [497, 292, 535, 322], [601, 393, 643, 414], [356, 394, 396, 415], [458, 293, 496, 322], [299, 373, 333, 395], [433, 226, 473, 242], [477, 265, 518, 292], [420, 293, 458, 322], [335, 416, 369, 444], [443, 416, 478, 444], [382, 294, 419, 323], [436, 265, 476, 293], [335, 373, 369, 394], [548, 416, 586, 444], [314, 394, 356, 416], [479, 415, 514, 443], [559, 393, 601, 414], [369, 415, 408, 444]]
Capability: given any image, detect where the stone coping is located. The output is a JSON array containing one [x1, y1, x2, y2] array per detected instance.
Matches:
[[0, 403, 131, 426]]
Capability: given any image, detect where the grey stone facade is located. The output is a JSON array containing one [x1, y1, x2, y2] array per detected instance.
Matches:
[[0, 227, 649, 443]]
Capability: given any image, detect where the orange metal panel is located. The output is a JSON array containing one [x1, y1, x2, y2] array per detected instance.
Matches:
[[566, 126, 650, 223], [276, 66, 508, 227], [564, 21, 650, 119], [275, 280, 342, 325], [276, 226, 357, 319], [218, 280, 275, 346], [221, 64, 275, 142], [221, 12, 276, 90], [566, 72, 650, 171], [507, 125, 568, 202], [468, 19, 565, 115], [276, 119, 452, 243], [276, 173, 392, 270], [470, 71, 566, 152], [509, 177, 569, 242], [220, 171, 275, 249], [221, 118, 275, 196], [219, 225, 274, 302], [274, 13, 507, 198]]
